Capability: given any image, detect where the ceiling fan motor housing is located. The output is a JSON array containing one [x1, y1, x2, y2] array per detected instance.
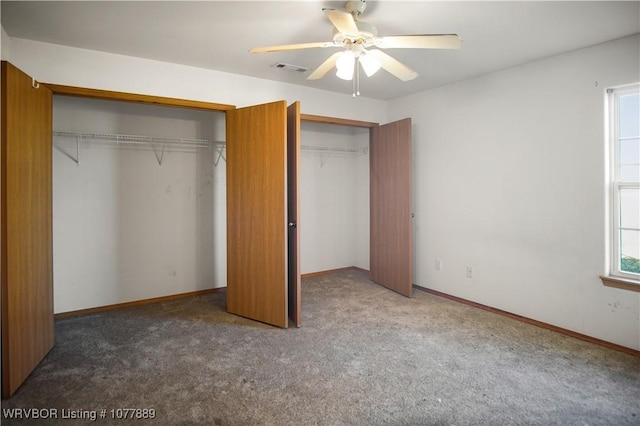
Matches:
[[332, 19, 377, 45], [345, 0, 367, 17]]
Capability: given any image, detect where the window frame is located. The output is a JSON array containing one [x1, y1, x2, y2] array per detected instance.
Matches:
[[606, 83, 640, 285]]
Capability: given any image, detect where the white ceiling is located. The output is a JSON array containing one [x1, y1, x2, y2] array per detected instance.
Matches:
[[2, 1, 639, 100]]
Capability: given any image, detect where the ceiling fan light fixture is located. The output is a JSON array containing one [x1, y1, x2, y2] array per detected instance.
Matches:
[[336, 51, 355, 80], [250, 2, 461, 95], [359, 52, 381, 77]]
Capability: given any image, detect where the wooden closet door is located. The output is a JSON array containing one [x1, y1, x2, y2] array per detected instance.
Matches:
[[1, 61, 54, 398], [287, 102, 301, 327], [370, 118, 413, 297], [226, 101, 289, 327]]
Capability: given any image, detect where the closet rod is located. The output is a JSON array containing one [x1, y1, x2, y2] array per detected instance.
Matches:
[[53, 131, 225, 166], [300, 145, 365, 156], [53, 131, 222, 148], [53, 132, 365, 161]]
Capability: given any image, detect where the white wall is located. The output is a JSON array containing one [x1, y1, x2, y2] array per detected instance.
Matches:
[[389, 35, 640, 350], [1, 26, 9, 60], [6, 37, 388, 123]]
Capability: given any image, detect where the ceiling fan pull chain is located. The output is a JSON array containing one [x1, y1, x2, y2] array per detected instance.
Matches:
[[352, 63, 356, 97], [356, 58, 361, 96]]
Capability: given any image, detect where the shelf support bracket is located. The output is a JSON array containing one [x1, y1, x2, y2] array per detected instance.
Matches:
[[53, 133, 80, 165], [152, 140, 166, 166], [75, 134, 80, 165], [213, 145, 226, 167]]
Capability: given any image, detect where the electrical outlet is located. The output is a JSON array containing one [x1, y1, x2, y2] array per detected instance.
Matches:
[[435, 259, 443, 271], [466, 266, 473, 278]]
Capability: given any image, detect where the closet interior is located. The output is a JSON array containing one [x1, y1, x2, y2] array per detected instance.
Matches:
[[52, 96, 227, 313], [51, 96, 370, 315], [299, 121, 370, 275]]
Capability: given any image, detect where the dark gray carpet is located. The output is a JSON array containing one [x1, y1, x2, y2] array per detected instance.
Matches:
[[2, 269, 639, 425]]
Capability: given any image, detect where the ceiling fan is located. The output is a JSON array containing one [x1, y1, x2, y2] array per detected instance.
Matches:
[[250, 0, 462, 96]]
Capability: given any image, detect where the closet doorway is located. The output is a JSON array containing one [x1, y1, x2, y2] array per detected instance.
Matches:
[[1, 61, 235, 398], [300, 115, 413, 298], [298, 120, 370, 276]]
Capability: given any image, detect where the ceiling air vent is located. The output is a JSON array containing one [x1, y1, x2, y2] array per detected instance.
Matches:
[[271, 63, 309, 73]]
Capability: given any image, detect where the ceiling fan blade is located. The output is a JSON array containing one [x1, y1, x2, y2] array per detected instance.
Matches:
[[250, 41, 335, 54], [307, 52, 343, 80], [376, 34, 462, 49], [322, 9, 359, 36], [366, 50, 418, 81]]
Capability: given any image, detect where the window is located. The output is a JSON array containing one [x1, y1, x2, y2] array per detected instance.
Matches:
[[605, 84, 640, 287]]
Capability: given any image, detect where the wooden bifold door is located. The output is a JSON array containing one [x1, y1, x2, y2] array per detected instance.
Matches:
[[1, 61, 55, 398], [225, 100, 301, 328], [370, 118, 413, 298]]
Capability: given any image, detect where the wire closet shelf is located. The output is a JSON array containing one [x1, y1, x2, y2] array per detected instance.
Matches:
[[53, 131, 368, 166], [53, 131, 225, 166]]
